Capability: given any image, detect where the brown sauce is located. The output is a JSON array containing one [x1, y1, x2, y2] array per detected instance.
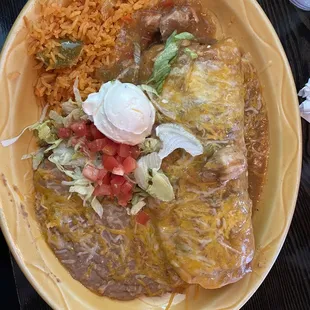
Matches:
[[242, 54, 269, 207]]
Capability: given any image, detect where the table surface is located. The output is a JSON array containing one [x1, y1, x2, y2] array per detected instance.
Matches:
[[0, 0, 310, 309]]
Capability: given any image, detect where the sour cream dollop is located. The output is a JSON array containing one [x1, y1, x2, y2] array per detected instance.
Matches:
[[82, 80, 155, 145]]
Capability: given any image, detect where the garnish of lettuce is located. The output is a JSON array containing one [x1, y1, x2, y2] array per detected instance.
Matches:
[[21, 148, 45, 170], [30, 120, 63, 154], [0, 107, 51, 147], [49, 101, 87, 129], [147, 31, 195, 93], [48, 145, 103, 218], [134, 152, 175, 202], [156, 123, 203, 159]]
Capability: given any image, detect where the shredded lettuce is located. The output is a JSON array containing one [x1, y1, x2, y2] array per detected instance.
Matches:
[[48, 143, 75, 165], [69, 183, 94, 200], [1, 118, 56, 148], [32, 149, 45, 170], [49, 110, 64, 126], [1, 126, 33, 147], [48, 144, 103, 217], [44, 139, 63, 153], [147, 31, 195, 93], [62, 99, 79, 114], [63, 108, 87, 128], [30, 120, 54, 142], [50, 158, 101, 216], [49, 106, 86, 128], [21, 148, 45, 170]]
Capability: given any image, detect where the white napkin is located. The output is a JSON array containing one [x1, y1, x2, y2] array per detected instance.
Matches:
[[299, 78, 310, 122]]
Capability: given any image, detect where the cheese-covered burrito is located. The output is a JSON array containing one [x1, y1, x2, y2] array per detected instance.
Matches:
[[151, 38, 254, 289]]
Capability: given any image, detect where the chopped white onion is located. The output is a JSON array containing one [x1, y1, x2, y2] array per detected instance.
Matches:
[[156, 123, 204, 159]]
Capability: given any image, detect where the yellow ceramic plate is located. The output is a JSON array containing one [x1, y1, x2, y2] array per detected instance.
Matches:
[[0, 0, 302, 309]]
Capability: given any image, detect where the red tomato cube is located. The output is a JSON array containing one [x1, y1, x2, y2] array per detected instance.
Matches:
[[103, 156, 119, 171], [82, 165, 100, 182], [111, 183, 122, 196], [102, 141, 118, 156], [116, 155, 125, 164], [136, 211, 150, 225], [87, 138, 108, 152], [123, 156, 137, 174], [121, 181, 133, 194], [97, 168, 108, 180], [90, 124, 105, 140], [112, 165, 125, 176], [93, 184, 112, 197], [117, 191, 132, 207], [70, 121, 87, 137], [57, 127, 72, 139], [85, 124, 93, 140], [111, 175, 125, 185], [129, 146, 140, 159], [101, 173, 111, 185], [118, 144, 131, 157]]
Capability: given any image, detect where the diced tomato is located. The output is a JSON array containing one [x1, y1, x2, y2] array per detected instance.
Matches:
[[112, 165, 125, 176], [118, 144, 131, 158], [97, 168, 108, 180], [117, 191, 132, 207], [57, 127, 72, 139], [102, 141, 118, 156], [111, 175, 125, 185], [121, 181, 133, 194], [90, 124, 105, 140], [70, 121, 88, 137], [87, 138, 108, 152], [111, 176, 126, 195], [123, 156, 137, 174], [111, 183, 122, 196], [116, 155, 125, 164], [85, 124, 93, 140], [118, 200, 128, 207], [103, 156, 119, 171], [93, 184, 112, 197], [82, 165, 100, 182], [161, 0, 174, 8], [136, 211, 150, 225], [129, 146, 140, 159], [101, 173, 111, 185]]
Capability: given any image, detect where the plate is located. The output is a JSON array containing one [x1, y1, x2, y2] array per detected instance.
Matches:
[[0, 0, 302, 309]]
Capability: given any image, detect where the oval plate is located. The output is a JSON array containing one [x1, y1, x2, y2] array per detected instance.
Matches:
[[0, 0, 302, 309]]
